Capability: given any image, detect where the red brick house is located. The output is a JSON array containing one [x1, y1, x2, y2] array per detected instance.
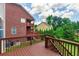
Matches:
[[0, 3, 34, 38], [0, 3, 34, 53], [6, 3, 34, 38]]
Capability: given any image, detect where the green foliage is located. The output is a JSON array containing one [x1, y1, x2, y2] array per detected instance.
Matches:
[[54, 27, 64, 38], [46, 15, 52, 25], [34, 25, 38, 32], [36, 15, 79, 42], [39, 29, 44, 34], [76, 21, 79, 29], [46, 15, 79, 42], [63, 23, 74, 38]]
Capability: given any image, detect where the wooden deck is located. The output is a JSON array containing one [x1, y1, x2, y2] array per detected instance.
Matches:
[[0, 41, 60, 56]]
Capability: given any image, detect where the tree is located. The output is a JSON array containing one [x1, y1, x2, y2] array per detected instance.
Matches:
[[77, 21, 79, 29], [46, 15, 52, 25], [62, 18, 71, 25], [54, 27, 64, 38], [62, 20, 75, 40], [46, 15, 78, 41], [46, 15, 63, 30]]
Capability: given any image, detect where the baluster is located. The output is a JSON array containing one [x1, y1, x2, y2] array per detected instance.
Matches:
[[73, 45, 75, 56], [71, 44, 72, 56], [62, 42, 64, 55], [60, 41, 62, 55], [6, 40, 7, 52], [77, 45, 79, 56], [65, 43, 66, 56], [67, 43, 69, 56], [59, 41, 61, 54], [67, 43, 70, 56], [66, 43, 68, 56], [57, 41, 59, 51]]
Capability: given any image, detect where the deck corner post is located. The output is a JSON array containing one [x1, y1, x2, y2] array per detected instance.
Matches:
[[45, 36, 49, 48]]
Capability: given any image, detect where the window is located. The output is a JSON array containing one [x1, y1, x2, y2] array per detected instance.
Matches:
[[20, 18, 26, 23], [0, 26, 3, 29], [0, 30, 3, 38], [11, 27, 16, 35]]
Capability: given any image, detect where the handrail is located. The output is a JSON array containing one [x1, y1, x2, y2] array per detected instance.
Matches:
[[46, 36, 79, 46], [0, 36, 27, 40], [45, 36, 79, 56], [0, 34, 43, 40]]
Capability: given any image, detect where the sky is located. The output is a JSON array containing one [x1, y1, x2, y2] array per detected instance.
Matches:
[[20, 3, 79, 25]]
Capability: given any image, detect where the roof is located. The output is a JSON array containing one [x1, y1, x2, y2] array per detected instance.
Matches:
[[6, 3, 34, 20], [37, 22, 49, 26]]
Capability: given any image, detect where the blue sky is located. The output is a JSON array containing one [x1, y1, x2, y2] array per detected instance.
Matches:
[[20, 3, 79, 25]]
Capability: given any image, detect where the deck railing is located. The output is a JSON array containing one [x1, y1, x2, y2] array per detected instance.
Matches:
[[45, 36, 79, 56], [0, 34, 43, 54]]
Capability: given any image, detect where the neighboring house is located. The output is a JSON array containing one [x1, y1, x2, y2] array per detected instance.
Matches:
[[36, 22, 53, 31], [0, 3, 34, 53]]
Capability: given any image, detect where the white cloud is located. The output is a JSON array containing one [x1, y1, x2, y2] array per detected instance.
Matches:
[[34, 21, 41, 25], [62, 11, 74, 18], [30, 3, 71, 22], [39, 9, 53, 19], [30, 8, 40, 14], [42, 19, 46, 22], [21, 3, 79, 24], [30, 3, 73, 19], [67, 4, 79, 11]]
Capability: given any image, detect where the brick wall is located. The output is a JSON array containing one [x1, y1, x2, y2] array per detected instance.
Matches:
[[5, 3, 34, 38]]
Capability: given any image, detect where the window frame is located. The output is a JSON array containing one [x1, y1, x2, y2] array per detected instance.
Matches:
[[11, 26, 17, 35]]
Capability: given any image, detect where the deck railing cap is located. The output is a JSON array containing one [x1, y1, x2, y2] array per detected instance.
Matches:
[[45, 36, 79, 46]]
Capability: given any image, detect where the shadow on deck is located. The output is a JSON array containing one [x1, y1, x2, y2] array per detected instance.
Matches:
[[0, 41, 60, 56]]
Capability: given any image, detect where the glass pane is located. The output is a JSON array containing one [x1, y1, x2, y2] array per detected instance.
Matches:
[[11, 27, 16, 35], [0, 26, 3, 29], [0, 30, 3, 38]]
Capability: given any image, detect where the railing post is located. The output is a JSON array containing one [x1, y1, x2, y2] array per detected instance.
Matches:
[[41, 34, 44, 40], [1, 40, 6, 53], [30, 37, 33, 45], [45, 36, 49, 48]]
